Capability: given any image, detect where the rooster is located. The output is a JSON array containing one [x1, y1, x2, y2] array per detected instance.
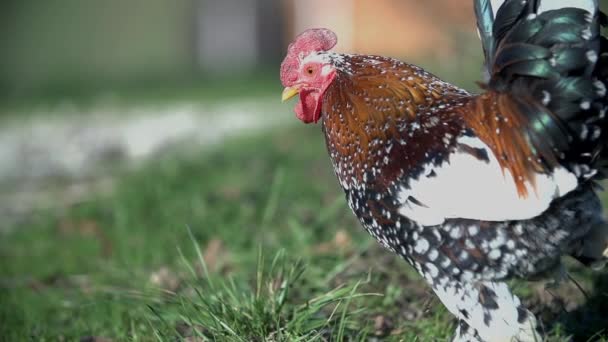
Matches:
[[280, 0, 608, 341]]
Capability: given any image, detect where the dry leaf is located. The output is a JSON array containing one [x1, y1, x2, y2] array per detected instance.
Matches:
[[334, 229, 351, 249], [200, 238, 230, 274], [58, 219, 113, 257], [149, 266, 180, 292], [314, 229, 352, 254]]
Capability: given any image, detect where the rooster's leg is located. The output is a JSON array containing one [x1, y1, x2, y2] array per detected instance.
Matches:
[[452, 320, 482, 342], [433, 280, 540, 342]]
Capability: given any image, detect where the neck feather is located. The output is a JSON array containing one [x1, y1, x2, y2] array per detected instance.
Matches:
[[320, 54, 470, 188]]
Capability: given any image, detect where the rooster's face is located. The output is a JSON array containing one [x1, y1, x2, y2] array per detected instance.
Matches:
[[280, 28, 338, 124]]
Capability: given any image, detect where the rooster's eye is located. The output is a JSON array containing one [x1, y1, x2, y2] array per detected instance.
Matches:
[[306, 67, 314, 75]]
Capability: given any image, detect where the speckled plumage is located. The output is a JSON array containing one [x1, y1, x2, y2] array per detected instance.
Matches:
[[321, 55, 469, 191], [280, 0, 608, 341], [321, 59, 604, 341]]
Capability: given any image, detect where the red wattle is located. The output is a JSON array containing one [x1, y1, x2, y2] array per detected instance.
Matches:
[[295, 89, 322, 124]]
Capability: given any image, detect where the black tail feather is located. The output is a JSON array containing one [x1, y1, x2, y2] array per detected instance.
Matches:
[[476, 0, 608, 181]]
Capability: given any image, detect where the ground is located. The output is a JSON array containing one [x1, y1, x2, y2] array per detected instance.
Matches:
[[1, 123, 608, 341]]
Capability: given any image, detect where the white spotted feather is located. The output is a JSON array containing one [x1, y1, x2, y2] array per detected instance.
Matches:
[[397, 136, 578, 226]]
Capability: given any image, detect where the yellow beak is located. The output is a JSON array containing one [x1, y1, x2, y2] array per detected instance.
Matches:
[[281, 86, 300, 102]]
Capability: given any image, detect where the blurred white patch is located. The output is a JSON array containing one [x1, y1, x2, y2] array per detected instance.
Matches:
[[0, 97, 288, 228], [0, 98, 287, 182]]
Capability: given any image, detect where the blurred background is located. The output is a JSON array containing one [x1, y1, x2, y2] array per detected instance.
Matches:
[[0, 0, 483, 223], [3, 1, 608, 340], [1, 0, 477, 95]]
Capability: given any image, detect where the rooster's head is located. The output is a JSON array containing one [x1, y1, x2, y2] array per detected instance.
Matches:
[[280, 28, 338, 123]]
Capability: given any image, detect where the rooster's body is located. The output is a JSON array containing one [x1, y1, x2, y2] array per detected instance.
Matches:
[[280, 1, 608, 340]]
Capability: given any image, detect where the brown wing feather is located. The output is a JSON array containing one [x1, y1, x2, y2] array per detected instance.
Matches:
[[461, 91, 560, 197]]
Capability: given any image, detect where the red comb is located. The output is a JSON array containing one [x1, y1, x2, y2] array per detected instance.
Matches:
[[280, 28, 338, 86], [289, 28, 337, 55]]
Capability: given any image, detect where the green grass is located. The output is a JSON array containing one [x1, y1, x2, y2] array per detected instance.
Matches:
[[1, 126, 607, 341]]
